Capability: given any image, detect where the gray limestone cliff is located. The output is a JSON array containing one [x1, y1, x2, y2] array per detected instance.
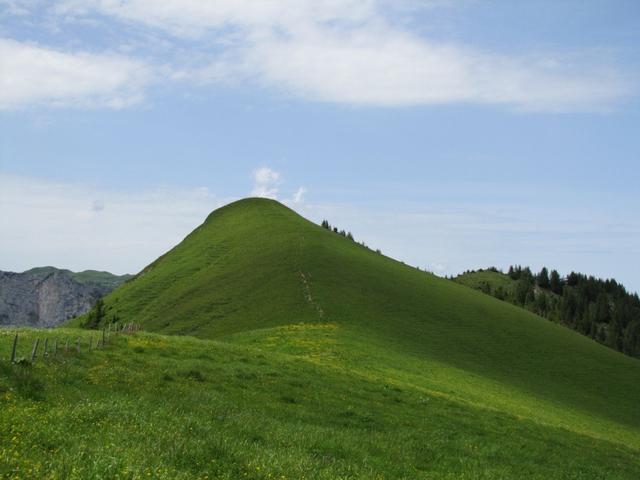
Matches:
[[0, 267, 131, 327]]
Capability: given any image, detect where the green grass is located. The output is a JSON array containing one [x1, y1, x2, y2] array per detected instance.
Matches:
[[1, 327, 639, 479], [3, 198, 640, 478]]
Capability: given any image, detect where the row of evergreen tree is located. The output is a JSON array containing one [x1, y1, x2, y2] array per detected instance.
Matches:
[[320, 220, 355, 241], [475, 266, 640, 358], [320, 220, 383, 255]]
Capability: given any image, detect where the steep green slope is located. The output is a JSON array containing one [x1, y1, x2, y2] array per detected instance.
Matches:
[[1, 328, 639, 479], [80, 198, 640, 460]]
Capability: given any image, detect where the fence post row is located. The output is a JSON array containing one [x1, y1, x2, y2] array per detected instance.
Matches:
[[31, 338, 39, 362], [7, 323, 135, 363]]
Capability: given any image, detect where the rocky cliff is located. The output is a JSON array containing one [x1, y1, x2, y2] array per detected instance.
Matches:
[[0, 267, 130, 327]]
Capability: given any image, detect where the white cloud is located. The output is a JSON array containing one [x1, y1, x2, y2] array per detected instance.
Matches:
[[54, 0, 376, 36], [251, 167, 280, 199], [0, 0, 36, 16], [232, 25, 629, 112], [0, 173, 224, 274], [0, 38, 151, 109], [53, 0, 634, 112], [293, 187, 307, 204]]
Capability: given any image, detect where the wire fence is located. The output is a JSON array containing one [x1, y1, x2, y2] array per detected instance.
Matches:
[[5, 323, 141, 364]]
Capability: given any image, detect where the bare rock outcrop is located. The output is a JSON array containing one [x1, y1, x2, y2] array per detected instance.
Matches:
[[0, 268, 127, 327]]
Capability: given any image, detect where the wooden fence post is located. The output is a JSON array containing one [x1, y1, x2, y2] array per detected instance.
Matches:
[[31, 338, 39, 362], [102, 328, 106, 347], [43, 338, 48, 357], [53, 339, 58, 355], [10, 333, 18, 363]]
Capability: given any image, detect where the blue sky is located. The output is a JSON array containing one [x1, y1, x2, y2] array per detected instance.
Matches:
[[1, 1, 639, 293]]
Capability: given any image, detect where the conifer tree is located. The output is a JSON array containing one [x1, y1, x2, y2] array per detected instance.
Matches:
[[550, 270, 562, 294], [537, 267, 550, 289], [84, 298, 105, 329]]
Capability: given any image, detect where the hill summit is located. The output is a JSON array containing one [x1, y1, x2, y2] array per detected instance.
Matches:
[[85, 197, 640, 452]]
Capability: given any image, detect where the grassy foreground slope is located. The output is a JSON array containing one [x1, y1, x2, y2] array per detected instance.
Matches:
[[9, 196, 631, 477], [1, 328, 639, 479]]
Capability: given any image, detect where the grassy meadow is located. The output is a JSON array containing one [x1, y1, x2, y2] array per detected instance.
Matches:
[[2, 198, 639, 478], [1, 326, 639, 479]]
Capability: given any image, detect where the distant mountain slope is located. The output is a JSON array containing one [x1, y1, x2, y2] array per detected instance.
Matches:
[[454, 267, 640, 358], [80, 198, 640, 454], [0, 267, 130, 327]]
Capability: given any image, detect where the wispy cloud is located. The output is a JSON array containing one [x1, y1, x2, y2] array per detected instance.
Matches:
[[53, 0, 376, 36], [0, 173, 223, 274], [292, 187, 307, 204], [0, 38, 151, 110], [251, 167, 281, 199], [0, 0, 35, 16], [49, 0, 634, 112], [228, 26, 630, 112]]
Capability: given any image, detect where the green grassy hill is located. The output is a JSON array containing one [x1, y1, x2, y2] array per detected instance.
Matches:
[[3, 198, 640, 478]]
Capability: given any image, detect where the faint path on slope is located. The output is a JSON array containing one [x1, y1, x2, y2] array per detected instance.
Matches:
[[298, 271, 325, 319]]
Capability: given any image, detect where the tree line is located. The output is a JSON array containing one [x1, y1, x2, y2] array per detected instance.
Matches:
[[320, 220, 383, 254], [469, 266, 640, 358]]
